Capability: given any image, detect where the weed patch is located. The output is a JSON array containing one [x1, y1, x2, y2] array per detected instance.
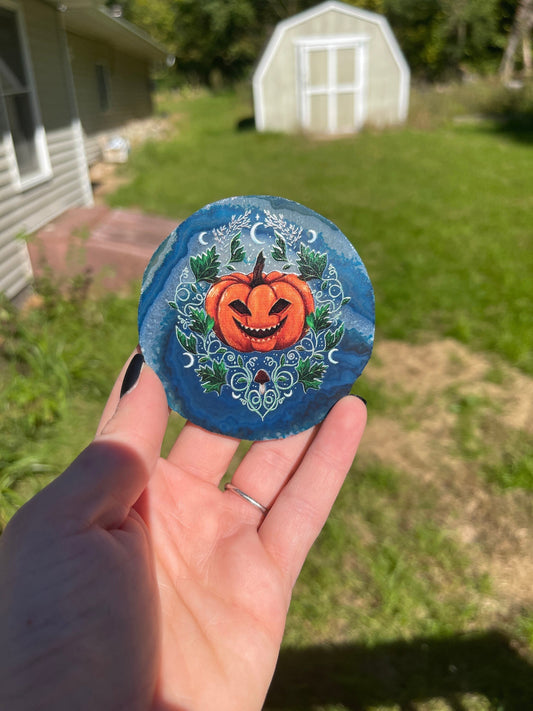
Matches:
[[0, 277, 138, 527], [483, 431, 533, 491]]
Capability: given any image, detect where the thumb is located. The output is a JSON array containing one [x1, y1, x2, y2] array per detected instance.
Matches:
[[32, 353, 169, 531]]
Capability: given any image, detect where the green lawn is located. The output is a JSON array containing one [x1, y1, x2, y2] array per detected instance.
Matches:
[[110, 87, 533, 373], [2, 84, 532, 710]]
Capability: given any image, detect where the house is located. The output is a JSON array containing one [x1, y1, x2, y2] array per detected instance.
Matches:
[[253, 0, 410, 135], [0, 0, 168, 300]]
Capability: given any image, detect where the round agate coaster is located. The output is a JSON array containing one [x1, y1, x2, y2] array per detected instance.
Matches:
[[138, 196, 374, 440]]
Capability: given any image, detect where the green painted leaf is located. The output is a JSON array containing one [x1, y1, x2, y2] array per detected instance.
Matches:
[[306, 305, 332, 333], [189, 308, 215, 336], [176, 327, 197, 354], [190, 246, 220, 283], [297, 244, 327, 281], [196, 360, 227, 395], [271, 232, 288, 262], [229, 232, 246, 263], [168, 301, 178, 310], [341, 297, 351, 305], [324, 324, 345, 350], [296, 357, 327, 392]]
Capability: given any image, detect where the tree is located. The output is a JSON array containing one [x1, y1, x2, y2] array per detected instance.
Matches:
[[110, 0, 515, 85], [172, 0, 259, 86], [113, 0, 178, 52], [383, 0, 501, 79], [499, 0, 533, 81]]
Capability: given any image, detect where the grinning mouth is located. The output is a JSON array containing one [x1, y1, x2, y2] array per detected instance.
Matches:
[[234, 316, 287, 340]]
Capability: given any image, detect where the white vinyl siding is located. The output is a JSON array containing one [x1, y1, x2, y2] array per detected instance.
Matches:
[[68, 32, 153, 164], [0, 0, 92, 299]]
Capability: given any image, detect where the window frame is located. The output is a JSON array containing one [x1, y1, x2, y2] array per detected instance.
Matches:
[[0, 0, 52, 192]]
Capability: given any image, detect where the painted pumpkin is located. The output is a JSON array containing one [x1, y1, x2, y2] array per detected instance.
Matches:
[[205, 251, 314, 352]]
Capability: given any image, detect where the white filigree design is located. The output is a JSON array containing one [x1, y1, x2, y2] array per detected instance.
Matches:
[[263, 209, 304, 246], [212, 209, 252, 247]]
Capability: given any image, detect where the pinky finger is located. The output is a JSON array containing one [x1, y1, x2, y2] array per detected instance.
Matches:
[[259, 396, 366, 589]]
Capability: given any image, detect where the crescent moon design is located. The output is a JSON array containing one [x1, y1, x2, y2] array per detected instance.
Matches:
[[250, 222, 264, 245], [198, 231, 208, 245], [328, 348, 339, 365], [183, 352, 195, 368], [307, 229, 317, 243]]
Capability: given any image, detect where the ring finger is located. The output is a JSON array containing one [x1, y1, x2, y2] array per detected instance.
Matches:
[[225, 424, 318, 518]]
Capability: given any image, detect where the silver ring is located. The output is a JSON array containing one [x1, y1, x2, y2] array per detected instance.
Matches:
[[224, 483, 269, 515]]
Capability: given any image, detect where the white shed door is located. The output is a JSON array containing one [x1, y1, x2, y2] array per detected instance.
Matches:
[[296, 37, 368, 134]]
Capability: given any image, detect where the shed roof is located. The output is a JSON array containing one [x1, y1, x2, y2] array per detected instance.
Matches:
[[44, 1, 170, 63]]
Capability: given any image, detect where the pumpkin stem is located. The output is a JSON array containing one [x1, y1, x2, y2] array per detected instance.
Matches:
[[251, 251, 266, 288]]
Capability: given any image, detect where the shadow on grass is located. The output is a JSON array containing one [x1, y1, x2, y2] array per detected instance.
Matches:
[[489, 114, 533, 145], [480, 86, 533, 145], [266, 630, 532, 710]]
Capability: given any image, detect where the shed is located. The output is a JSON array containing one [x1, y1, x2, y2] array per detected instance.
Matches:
[[0, 0, 168, 300], [253, 1, 410, 135]]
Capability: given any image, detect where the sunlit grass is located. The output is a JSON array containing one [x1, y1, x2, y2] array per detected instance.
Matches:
[[110, 88, 533, 374], [285, 464, 486, 647]]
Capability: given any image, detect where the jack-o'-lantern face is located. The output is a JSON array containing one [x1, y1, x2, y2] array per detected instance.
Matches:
[[205, 251, 314, 352]]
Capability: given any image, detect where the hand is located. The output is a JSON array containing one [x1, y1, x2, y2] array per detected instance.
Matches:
[[0, 352, 367, 711]]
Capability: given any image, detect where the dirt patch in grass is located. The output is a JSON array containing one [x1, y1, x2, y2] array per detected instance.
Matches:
[[359, 339, 533, 616], [90, 162, 130, 202]]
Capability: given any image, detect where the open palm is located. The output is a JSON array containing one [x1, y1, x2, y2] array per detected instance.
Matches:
[[0, 354, 366, 711]]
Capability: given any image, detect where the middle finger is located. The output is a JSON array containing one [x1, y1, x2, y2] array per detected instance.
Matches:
[[166, 421, 240, 485]]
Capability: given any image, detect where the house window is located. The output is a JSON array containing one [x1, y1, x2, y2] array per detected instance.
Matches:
[[95, 63, 110, 112], [0, 4, 51, 190]]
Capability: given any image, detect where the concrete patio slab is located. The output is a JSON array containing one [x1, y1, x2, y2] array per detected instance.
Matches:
[[29, 206, 178, 292]]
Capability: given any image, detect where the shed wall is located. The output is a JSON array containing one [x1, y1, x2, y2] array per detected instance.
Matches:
[[68, 33, 153, 164], [0, 0, 92, 299], [259, 7, 404, 133]]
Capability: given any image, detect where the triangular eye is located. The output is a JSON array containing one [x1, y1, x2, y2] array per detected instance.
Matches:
[[230, 299, 252, 316], [269, 298, 291, 315]]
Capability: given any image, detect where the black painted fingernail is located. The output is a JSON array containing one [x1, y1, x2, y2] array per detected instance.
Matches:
[[120, 353, 145, 398], [355, 395, 367, 406]]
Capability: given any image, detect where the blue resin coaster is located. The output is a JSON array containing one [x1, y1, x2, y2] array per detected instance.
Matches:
[[138, 196, 374, 440]]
